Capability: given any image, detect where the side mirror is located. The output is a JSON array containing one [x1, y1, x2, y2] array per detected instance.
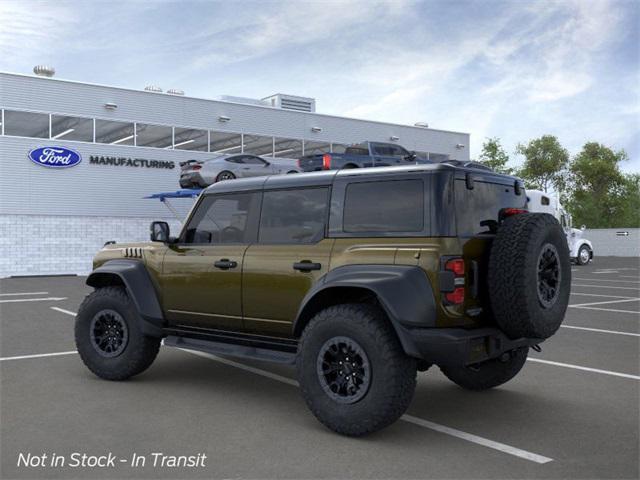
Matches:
[[150, 221, 170, 242], [264, 161, 271, 167], [581, 225, 586, 231], [405, 151, 417, 161]]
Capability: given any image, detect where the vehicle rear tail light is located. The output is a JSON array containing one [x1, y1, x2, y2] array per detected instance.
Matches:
[[192, 165, 202, 170], [445, 258, 465, 276], [441, 257, 465, 305], [297, 159, 301, 168], [445, 287, 465, 305], [501, 208, 528, 217], [322, 153, 332, 170]]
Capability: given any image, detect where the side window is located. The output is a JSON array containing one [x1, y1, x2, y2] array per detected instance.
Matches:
[[343, 180, 424, 233], [243, 155, 267, 165], [391, 145, 410, 158], [259, 188, 329, 243], [183, 193, 259, 244], [225, 156, 243, 164]]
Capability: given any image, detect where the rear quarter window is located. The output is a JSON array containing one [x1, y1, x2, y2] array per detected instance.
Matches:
[[343, 179, 424, 233]]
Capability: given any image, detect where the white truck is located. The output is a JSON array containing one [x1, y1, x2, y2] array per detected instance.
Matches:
[[526, 190, 594, 265]]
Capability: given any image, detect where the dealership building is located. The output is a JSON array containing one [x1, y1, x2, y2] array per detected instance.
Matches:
[[0, 69, 470, 277]]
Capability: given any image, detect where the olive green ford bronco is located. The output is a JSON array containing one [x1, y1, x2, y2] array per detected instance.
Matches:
[[75, 164, 570, 436]]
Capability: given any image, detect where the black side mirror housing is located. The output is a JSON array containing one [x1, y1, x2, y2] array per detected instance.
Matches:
[[150, 221, 170, 242]]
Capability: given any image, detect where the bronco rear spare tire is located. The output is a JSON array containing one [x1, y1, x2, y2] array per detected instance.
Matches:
[[488, 213, 571, 340]]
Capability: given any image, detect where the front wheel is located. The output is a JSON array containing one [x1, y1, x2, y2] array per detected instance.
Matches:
[[440, 348, 528, 391], [75, 287, 161, 381], [297, 304, 417, 436], [576, 245, 591, 265]]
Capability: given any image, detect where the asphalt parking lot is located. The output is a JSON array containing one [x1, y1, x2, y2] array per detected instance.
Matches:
[[1, 256, 638, 479]]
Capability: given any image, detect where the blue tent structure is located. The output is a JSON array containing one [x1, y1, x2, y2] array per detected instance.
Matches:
[[144, 188, 203, 220]]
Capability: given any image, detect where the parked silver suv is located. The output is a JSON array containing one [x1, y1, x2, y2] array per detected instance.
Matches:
[[179, 154, 300, 188]]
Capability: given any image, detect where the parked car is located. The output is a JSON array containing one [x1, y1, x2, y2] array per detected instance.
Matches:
[[526, 190, 594, 265], [75, 164, 571, 436], [297, 141, 431, 171], [179, 154, 299, 188]]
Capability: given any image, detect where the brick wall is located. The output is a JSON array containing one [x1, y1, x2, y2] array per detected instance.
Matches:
[[0, 215, 182, 277]]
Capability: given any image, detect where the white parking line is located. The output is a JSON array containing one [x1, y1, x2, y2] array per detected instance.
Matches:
[[573, 284, 640, 291], [620, 275, 640, 279], [0, 297, 67, 304], [51, 307, 78, 316], [569, 305, 640, 315], [0, 291, 49, 296], [571, 292, 637, 299], [560, 325, 640, 337], [182, 349, 553, 464], [528, 358, 640, 380], [574, 278, 640, 284], [570, 298, 640, 308], [593, 270, 619, 274], [0, 351, 77, 362]]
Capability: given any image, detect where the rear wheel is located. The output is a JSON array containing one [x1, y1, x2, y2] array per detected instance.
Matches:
[[576, 245, 591, 265], [216, 171, 235, 182], [75, 287, 160, 380], [440, 348, 528, 391], [488, 213, 571, 339], [297, 304, 417, 436]]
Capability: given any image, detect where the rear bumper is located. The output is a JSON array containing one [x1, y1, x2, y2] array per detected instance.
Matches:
[[179, 172, 205, 188], [401, 326, 542, 367]]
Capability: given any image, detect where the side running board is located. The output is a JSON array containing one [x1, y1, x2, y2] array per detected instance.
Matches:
[[164, 335, 297, 365]]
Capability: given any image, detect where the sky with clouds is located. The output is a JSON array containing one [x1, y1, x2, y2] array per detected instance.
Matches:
[[1, 0, 638, 171]]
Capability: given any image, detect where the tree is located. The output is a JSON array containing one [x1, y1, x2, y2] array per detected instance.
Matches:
[[478, 137, 512, 174], [516, 135, 569, 193], [565, 142, 638, 228]]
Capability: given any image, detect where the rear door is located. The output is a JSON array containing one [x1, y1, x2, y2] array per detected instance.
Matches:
[[242, 187, 333, 336]]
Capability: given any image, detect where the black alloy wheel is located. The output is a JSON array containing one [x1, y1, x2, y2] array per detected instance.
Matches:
[[316, 336, 371, 404], [90, 309, 129, 358], [537, 243, 561, 308]]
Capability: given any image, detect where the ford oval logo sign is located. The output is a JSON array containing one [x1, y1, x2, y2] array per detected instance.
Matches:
[[28, 146, 82, 168]]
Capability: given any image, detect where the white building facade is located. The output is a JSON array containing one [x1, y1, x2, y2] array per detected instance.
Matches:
[[0, 72, 470, 277]]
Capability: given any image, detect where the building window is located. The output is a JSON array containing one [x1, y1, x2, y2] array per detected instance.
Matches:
[[259, 188, 329, 244], [95, 119, 135, 145], [331, 143, 348, 154], [50, 114, 93, 142], [135, 123, 173, 148], [243, 134, 274, 156], [3, 110, 49, 138], [173, 127, 208, 151], [273, 137, 303, 158], [304, 140, 331, 155], [210, 131, 243, 154], [343, 180, 424, 233]]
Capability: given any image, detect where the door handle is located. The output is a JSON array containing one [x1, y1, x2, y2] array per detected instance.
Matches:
[[214, 259, 238, 270], [293, 261, 322, 272]]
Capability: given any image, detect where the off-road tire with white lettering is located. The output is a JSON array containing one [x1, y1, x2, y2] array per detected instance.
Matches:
[[75, 287, 160, 380], [440, 347, 528, 390], [296, 304, 417, 437], [488, 213, 571, 340]]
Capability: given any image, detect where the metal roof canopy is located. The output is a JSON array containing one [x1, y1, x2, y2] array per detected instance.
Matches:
[[144, 189, 202, 221]]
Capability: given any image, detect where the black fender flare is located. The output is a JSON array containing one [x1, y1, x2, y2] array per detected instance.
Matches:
[[293, 265, 437, 358], [86, 259, 165, 337]]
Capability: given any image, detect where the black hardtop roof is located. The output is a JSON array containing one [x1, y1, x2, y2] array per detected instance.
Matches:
[[203, 163, 519, 195]]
